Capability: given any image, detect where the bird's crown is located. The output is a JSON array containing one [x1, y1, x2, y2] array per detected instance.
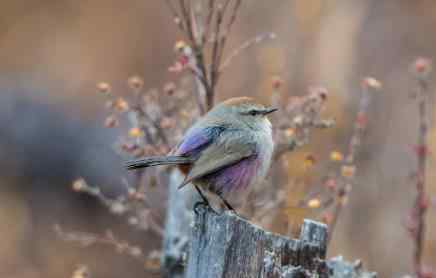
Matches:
[[220, 96, 260, 107]]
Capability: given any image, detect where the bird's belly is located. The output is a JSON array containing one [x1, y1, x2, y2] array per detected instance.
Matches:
[[197, 156, 261, 195]]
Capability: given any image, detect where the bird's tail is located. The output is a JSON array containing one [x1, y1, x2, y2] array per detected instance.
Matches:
[[125, 155, 194, 170]]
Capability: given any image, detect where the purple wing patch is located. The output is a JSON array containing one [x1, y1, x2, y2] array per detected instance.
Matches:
[[175, 126, 223, 157], [206, 155, 260, 194]]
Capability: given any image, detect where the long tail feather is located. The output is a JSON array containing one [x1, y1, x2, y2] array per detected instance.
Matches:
[[125, 156, 193, 170]]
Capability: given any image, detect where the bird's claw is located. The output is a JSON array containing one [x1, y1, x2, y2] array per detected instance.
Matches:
[[193, 201, 219, 215], [193, 201, 208, 215]]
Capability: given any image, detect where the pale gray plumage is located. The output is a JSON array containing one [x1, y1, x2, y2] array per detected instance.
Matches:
[[126, 97, 277, 209]]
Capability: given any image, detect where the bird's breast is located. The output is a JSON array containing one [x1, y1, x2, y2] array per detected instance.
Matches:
[[254, 129, 274, 183]]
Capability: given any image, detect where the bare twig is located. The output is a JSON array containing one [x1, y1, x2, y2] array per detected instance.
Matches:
[[131, 105, 169, 146], [168, 0, 248, 110], [272, 87, 333, 161], [219, 32, 276, 72], [179, 0, 195, 44], [54, 224, 162, 274], [71, 178, 164, 237], [215, 0, 242, 83], [224, 0, 242, 34], [165, 0, 185, 31], [202, 0, 215, 45], [209, 3, 224, 101], [326, 78, 380, 244], [409, 58, 432, 277]]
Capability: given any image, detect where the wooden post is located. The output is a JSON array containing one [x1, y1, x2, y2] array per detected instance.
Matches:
[[186, 206, 376, 278], [186, 207, 328, 278]]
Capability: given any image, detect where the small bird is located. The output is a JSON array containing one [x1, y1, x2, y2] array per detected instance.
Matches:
[[126, 97, 277, 211]]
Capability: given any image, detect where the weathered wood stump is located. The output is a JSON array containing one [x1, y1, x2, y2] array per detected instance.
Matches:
[[186, 206, 328, 278], [186, 206, 376, 278], [161, 170, 195, 278], [327, 256, 377, 278]]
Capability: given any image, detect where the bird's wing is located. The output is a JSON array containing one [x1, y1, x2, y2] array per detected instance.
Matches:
[[174, 126, 225, 157], [178, 132, 256, 188]]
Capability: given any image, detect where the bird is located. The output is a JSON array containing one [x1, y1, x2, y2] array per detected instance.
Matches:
[[125, 97, 277, 211]]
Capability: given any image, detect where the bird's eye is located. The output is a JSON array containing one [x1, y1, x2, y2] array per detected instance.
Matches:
[[248, 110, 257, 116]]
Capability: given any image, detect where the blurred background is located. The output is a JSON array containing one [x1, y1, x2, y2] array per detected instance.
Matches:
[[1, 1, 436, 277]]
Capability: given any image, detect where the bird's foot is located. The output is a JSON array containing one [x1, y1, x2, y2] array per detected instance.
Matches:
[[193, 201, 207, 215], [193, 201, 219, 215]]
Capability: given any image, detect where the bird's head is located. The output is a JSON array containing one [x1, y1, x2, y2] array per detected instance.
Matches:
[[210, 97, 278, 130]]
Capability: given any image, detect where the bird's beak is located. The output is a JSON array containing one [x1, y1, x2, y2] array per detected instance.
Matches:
[[262, 107, 278, 115]]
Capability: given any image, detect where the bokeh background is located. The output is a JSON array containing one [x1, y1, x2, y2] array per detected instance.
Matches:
[[1, 1, 436, 277]]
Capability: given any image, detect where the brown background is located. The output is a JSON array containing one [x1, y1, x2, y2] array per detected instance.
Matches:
[[1, 1, 436, 277]]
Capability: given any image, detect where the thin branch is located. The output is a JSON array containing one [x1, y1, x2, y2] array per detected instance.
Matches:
[[131, 105, 169, 145], [209, 3, 224, 103], [186, 0, 198, 44], [273, 139, 297, 160], [225, 0, 242, 33], [164, 0, 185, 32], [181, 1, 212, 110], [215, 0, 242, 82], [54, 224, 162, 275], [409, 58, 432, 277], [219, 32, 277, 72], [202, 0, 215, 45], [326, 78, 379, 245], [273, 120, 333, 161], [72, 177, 164, 237], [208, 0, 233, 92], [167, 0, 245, 111], [189, 68, 207, 114], [179, 0, 196, 45]]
